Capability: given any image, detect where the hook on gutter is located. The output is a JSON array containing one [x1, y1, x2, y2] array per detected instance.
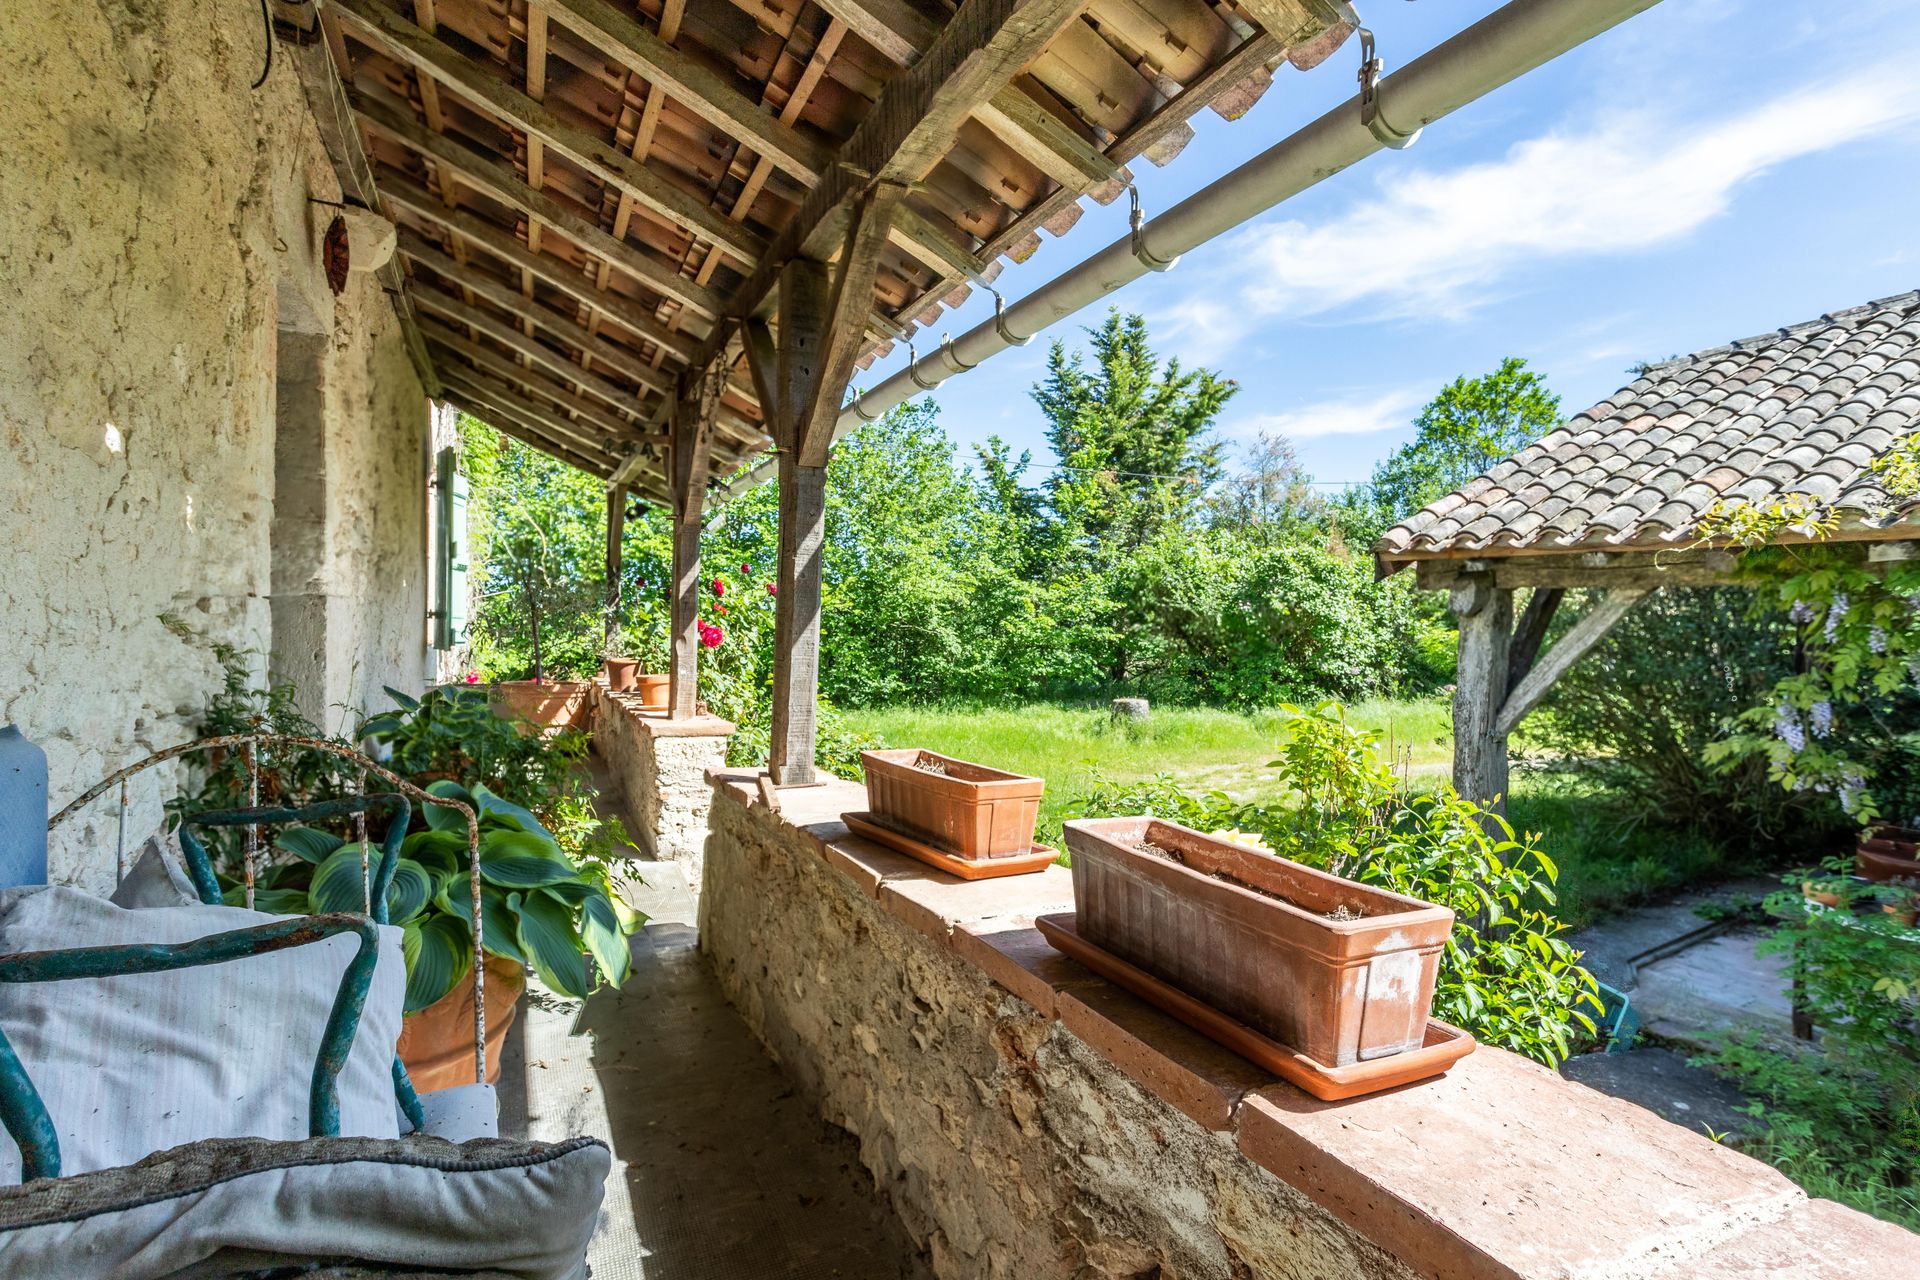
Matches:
[[906, 340, 943, 391], [1126, 184, 1179, 272], [1358, 28, 1422, 150], [850, 388, 881, 421], [980, 282, 1031, 347], [940, 333, 978, 373]]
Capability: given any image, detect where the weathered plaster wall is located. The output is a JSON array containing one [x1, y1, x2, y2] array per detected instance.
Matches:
[[0, 0, 430, 890], [594, 690, 733, 867], [700, 785, 1416, 1280]]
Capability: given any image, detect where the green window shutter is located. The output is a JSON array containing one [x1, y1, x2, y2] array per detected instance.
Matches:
[[449, 469, 470, 644], [432, 448, 470, 650]]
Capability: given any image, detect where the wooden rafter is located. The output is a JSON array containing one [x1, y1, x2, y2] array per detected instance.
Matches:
[[419, 319, 650, 435], [333, 0, 762, 271], [353, 94, 724, 319], [413, 292, 646, 419], [441, 389, 621, 477]]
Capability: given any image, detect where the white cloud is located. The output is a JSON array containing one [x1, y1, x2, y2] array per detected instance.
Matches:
[[1221, 386, 1426, 442], [1190, 64, 1920, 332]]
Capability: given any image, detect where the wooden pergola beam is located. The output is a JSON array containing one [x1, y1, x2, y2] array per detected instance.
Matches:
[[413, 292, 648, 421], [540, 0, 830, 184], [437, 364, 651, 457], [792, 186, 906, 466], [333, 0, 763, 270], [667, 363, 726, 720], [1494, 589, 1649, 739], [401, 231, 675, 398], [378, 173, 701, 363], [440, 389, 620, 478], [353, 94, 723, 319], [420, 321, 655, 440], [689, 0, 1086, 379], [1412, 550, 1740, 592]]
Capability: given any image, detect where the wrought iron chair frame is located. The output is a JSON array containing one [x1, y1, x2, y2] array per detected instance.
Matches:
[[0, 734, 489, 1183]]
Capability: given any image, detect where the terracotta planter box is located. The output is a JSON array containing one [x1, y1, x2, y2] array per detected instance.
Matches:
[[491, 680, 589, 730], [397, 954, 526, 1093], [1858, 825, 1920, 882], [633, 673, 670, 711], [860, 749, 1043, 859], [1062, 816, 1453, 1067], [604, 657, 639, 691]]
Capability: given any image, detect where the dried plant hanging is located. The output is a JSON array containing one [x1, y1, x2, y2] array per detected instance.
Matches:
[[323, 214, 350, 296]]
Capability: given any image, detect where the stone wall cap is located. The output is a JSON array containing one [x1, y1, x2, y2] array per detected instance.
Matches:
[[608, 702, 736, 737], [1674, 1196, 1920, 1277], [1238, 1047, 1807, 1280]]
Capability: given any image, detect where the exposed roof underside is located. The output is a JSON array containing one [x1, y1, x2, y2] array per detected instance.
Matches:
[[1375, 290, 1920, 573], [315, 0, 1359, 496]]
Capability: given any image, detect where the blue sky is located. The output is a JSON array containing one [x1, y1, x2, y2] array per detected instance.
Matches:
[[852, 0, 1920, 489]]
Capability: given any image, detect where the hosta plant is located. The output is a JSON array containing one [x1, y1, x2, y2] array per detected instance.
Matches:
[[238, 779, 638, 1013]]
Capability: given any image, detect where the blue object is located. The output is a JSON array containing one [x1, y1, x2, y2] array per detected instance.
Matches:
[[0, 727, 48, 890], [1594, 980, 1640, 1052]]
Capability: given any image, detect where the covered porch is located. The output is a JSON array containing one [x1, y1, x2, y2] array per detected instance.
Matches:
[[7, 0, 1920, 1275]]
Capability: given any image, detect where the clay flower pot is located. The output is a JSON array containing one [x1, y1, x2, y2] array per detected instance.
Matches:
[[397, 954, 526, 1093], [860, 748, 1043, 859], [634, 673, 670, 712], [603, 657, 640, 692], [1884, 904, 1919, 928], [491, 679, 588, 730], [1802, 881, 1844, 908], [1857, 826, 1920, 883], [1062, 816, 1452, 1067]]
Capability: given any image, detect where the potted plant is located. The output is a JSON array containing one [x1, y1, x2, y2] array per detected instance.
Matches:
[[1801, 872, 1856, 909], [603, 648, 640, 693], [269, 779, 638, 1092], [611, 617, 670, 711], [1879, 878, 1919, 928], [490, 676, 590, 730], [860, 748, 1044, 859], [1858, 824, 1920, 882], [1059, 815, 1452, 1067]]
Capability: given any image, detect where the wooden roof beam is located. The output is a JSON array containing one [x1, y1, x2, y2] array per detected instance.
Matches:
[[440, 368, 640, 460], [353, 94, 724, 320], [442, 389, 622, 478], [695, 0, 1094, 377], [417, 312, 655, 429], [413, 291, 648, 419], [539, 0, 831, 184], [377, 174, 700, 363], [333, 0, 762, 271], [400, 230, 675, 397]]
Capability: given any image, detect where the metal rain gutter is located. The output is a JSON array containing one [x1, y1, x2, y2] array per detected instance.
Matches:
[[717, 0, 1665, 498]]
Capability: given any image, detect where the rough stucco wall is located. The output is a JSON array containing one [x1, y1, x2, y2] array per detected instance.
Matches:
[[0, 0, 429, 890], [700, 790, 1418, 1280]]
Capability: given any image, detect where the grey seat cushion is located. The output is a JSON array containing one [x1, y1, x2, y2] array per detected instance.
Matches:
[[0, 1133, 609, 1279]]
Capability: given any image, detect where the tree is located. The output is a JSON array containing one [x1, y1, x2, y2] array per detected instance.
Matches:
[[1210, 430, 1321, 536], [1031, 309, 1236, 564], [1350, 357, 1562, 538]]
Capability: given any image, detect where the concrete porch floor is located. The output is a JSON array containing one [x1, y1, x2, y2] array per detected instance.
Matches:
[[495, 761, 932, 1279]]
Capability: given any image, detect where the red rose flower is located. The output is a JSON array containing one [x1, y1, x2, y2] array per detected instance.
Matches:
[[711, 577, 726, 597]]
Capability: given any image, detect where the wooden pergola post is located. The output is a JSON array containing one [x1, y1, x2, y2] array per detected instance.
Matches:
[[1450, 573, 1514, 813], [757, 186, 904, 784], [604, 482, 625, 649], [667, 368, 720, 719]]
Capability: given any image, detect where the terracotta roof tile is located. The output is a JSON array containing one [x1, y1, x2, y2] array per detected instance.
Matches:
[[1376, 291, 1920, 563]]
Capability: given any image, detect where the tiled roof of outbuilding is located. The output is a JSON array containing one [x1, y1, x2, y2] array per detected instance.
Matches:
[[1374, 290, 1920, 569]]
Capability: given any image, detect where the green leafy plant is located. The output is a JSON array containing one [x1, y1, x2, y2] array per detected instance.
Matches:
[[1067, 703, 1599, 1065], [256, 779, 637, 1012]]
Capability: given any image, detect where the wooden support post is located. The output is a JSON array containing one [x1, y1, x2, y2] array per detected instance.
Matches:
[[1495, 588, 1649, 738], [604, 484, 625, 648], [1450, 573, 1513, 813], [666, 366, 722, 719], [769, 454, 828, 783], [766, 190, 902, 784]]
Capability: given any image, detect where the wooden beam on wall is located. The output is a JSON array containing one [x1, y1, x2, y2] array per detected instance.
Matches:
[[441, 391, 619, 477], [413, 293, 649, 421], [1495, 589, 1650, 738], [1411, 550, 1740, 592]]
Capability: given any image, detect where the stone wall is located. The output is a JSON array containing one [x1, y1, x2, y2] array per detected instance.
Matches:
[[594, 689, 732, 868], [0, 0, 432, 890], [699, 772, 1920, 1280]]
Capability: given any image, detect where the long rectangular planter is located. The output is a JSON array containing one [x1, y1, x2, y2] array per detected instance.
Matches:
[[491, 680, 589, 732], [860, 749, 1044, 859], [1062, 816, 1452, 1067]]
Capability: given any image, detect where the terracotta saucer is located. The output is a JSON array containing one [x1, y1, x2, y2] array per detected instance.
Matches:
[[1035, 912, 1476, 1101], [841, 811, 1060, 880]]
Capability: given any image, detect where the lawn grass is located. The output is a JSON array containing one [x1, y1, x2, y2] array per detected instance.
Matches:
[[840, 699, 1769, 930], [841, 697, 1453, 840]]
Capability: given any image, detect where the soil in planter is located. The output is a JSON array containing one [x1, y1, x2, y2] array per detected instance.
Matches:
[[1132, 838, 1372, 919]]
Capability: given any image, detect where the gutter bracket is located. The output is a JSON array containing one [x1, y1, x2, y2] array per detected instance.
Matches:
[[906, 340, 943, 391], [1358, 28, 1422, 150], [1127, 185, 1180, 272], [985, 283, 1031, 347]]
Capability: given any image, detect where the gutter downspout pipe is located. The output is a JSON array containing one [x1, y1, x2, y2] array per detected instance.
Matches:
[[720, 0, 1663, 497]]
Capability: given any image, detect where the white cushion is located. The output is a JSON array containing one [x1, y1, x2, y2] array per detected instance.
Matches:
[[0, 886, 405, 1181], [412, 1083, 500, 1142], [0, 1133, 608, 1279]]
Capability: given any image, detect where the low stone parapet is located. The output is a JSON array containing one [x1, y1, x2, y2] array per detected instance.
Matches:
[[591, 684, 732, 868], [697, 768, 1920, 1280]]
